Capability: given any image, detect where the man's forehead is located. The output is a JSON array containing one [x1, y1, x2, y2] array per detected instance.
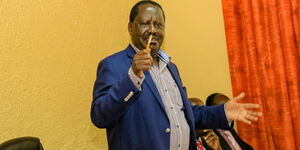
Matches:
[[137, 4, 163, 16], [135, 7, 163, 23], [144, 6, 157, 12], [138, 3, 160, 11]]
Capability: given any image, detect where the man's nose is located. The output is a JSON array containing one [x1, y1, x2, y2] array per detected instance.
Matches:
[[148, 23, 157, 34]]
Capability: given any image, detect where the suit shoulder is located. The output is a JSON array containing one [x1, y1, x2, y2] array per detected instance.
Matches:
[[168, 62, 180, 72], [168, 62, 177, 68]]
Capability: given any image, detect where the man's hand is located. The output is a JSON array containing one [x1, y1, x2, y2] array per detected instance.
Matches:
[[132, 49, 153, 78], [202, 130, 221, 150], [225, 92, 263, 124]]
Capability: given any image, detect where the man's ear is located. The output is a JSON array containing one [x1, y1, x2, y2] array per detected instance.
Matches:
[[128, 22, 133, 35]]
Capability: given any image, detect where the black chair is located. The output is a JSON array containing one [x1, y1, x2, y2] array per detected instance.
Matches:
[[0, 137, 44, 150]]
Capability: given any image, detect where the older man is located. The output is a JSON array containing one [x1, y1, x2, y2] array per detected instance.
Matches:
[[91, 1, 262, 150]]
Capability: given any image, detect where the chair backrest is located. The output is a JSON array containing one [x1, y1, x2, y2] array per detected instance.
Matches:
[[0, 137, 44, 150]]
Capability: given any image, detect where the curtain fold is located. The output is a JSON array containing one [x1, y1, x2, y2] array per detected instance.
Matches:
[[222, 0, 300, 149]]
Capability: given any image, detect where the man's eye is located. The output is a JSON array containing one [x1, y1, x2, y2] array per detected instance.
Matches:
[[156, 23, 164, 28], [140, 23, 147, 26]]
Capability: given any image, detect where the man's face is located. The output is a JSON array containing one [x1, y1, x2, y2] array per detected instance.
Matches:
[[128, 4, 165, 52]]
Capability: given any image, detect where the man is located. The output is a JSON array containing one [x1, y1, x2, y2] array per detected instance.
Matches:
[[91, 1, 262, 150], [189, 97, 222, 150], [206, 93, 254, 150]]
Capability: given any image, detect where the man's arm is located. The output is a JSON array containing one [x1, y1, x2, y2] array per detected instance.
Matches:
[[91, 58, 140, 128], [193, 93, 262, 129], [193, 104, 230, 130], [171, 64, 262, 127], [91, 48, 153, 128]]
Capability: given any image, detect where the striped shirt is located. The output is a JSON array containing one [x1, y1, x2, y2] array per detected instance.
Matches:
[[128, 43, 190, 150]]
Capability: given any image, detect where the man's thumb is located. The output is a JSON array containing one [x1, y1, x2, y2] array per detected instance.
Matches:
[[232, 92, 245, 101]]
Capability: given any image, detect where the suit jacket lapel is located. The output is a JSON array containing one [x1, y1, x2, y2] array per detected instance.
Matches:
[[167, 63, 198, 149], [167, 64, 193, 124], [143, 71, 166, 112]]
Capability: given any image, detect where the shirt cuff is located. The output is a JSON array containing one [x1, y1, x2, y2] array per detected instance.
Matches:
[[224, 104, 231, 122], [128, 67, 145, 90]]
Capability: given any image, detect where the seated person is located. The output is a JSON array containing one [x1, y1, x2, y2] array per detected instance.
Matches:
[[189, 97, 222, 150], [206, 93, 254, 150]]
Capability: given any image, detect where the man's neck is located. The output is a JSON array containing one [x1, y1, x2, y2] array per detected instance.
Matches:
[[151, 51, 159, 65]]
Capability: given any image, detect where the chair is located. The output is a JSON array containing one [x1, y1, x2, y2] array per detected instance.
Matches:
[[0, 137, 44, 150]]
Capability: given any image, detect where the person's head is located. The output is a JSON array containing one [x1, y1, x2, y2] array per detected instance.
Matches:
[[128, 1, 165, 53], [206, 93, 230, 106], [189, 97, 205, 106]]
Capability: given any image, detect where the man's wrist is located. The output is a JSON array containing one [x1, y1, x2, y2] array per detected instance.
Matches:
[[224, 103, 232, 122], [128, 67, 144, 90]]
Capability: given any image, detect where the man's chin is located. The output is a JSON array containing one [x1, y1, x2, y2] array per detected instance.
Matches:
[[150, 47, 160, 52], [150, 43, 160, 51]]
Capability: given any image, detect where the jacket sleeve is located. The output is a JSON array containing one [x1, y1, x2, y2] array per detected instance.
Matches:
[[192, 104, 230, 130], [91, 58, 140, 128]]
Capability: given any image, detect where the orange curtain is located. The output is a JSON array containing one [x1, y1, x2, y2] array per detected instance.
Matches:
[[222, 0, 300, 149]]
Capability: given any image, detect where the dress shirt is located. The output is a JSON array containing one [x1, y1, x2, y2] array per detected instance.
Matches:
[[128, 43, 190, 150]]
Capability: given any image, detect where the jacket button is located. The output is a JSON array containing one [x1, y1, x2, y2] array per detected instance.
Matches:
[[165, 128, 171, 133], [124, 97, 129, 102], [129, 91, 134, 95]]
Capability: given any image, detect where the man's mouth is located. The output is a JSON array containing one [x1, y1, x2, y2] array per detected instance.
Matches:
[[148, 37, 158, 43], [143, 35, 159, 48], [150, 38, 158, 43]]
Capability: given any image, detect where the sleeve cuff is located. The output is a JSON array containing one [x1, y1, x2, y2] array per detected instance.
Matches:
[[224, 104, 232, 123], [128, 67, 145, 90]]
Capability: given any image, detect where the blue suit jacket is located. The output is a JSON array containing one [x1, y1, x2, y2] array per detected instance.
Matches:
[[91, 45, 230, 150]]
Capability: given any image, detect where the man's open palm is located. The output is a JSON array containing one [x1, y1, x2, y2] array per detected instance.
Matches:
[[225, 92, 263, 124]]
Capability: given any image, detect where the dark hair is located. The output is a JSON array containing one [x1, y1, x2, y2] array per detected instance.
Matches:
[[206, 93, 230, 106], [206, 93, 219, 106], [129, 0, 165, 22]]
